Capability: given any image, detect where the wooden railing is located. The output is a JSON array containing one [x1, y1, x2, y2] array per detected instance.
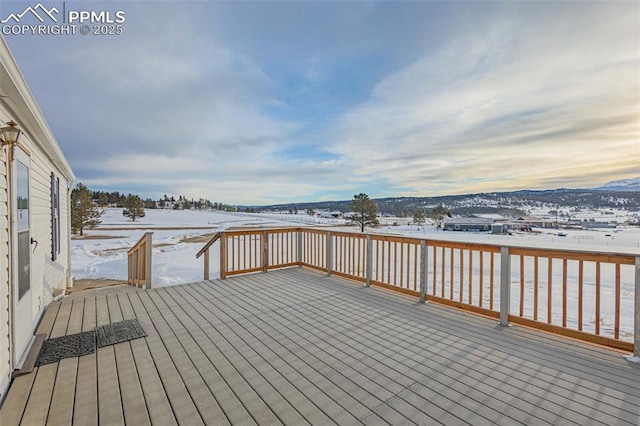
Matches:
[[195, 232, 220, 280], [127, 232, 153, 288], [199, 227, 640, 357]]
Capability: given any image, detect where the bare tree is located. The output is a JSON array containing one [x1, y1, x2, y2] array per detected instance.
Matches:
[[430, 205, 451, 228]]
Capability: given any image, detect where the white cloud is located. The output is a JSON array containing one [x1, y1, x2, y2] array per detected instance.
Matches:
[[327, 3, 640, 195], [7, 1, 638, 204]]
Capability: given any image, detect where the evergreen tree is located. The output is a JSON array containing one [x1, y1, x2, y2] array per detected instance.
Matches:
[[349, 193, 379, 232], [123, 195, 145, 221], [108, 191, 120, 205], [98, 193, 110, 209], [143, 198, 157, 209], [413, 210, 426, 225], [71, 183, 101, 236]]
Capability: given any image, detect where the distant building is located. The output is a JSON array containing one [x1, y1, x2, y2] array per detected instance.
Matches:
[[513, 217, 557, 229], [579, 221, 617, 229], [443, 217, 494, 232], [491, 223, 510, 234], [317, 210, 342, 219]]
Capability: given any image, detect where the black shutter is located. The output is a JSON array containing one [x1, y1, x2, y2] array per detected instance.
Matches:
[[51, 172, 57, 261]]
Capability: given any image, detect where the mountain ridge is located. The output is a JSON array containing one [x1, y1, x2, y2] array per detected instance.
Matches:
[[248, 187, 640, 217], [595, 177, 640, 192]]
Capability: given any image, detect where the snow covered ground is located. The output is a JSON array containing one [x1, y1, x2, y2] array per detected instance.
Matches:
[[73, 208, 640, 286], [71, 208, 346, 286]]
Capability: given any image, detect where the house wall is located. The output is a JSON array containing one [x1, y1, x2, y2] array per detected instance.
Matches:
[[0, 148, 8, 398], [0, 109, 74, 402], [27, 136, 72, 317], [0, 36, 74, 401]]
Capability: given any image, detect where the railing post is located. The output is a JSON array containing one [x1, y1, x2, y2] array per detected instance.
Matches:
[[420, 240, 427, 303], [365, 234, 372, 287], [145, 232, 153, 288], [220, 233, 226, 280], [500, 246, 511, 326], [127, 254, 132, 285], [203, 249, 210, 281], [327, 231, 333, 276], [634, 256, 640, 359], [297, 229, 303, 267], [132, 254, 136, 285], [137, 244, 144, 288], [262, 230, 269, 273]]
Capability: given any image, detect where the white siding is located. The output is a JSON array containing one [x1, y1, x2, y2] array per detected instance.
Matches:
[[0, 34, 75, 400], [31, 143, 52, 312], [0, 151, 9, 397], [0, 129, 72, 400]]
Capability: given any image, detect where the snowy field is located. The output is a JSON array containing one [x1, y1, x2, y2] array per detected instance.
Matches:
[[71, 208, 347, 286], [73, 208, 640, 287]]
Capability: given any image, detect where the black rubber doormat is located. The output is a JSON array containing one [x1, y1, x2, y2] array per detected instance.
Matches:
[[35, 319, 147, 366], [96, 319, 147, 348], [37, 331, 96, 366]]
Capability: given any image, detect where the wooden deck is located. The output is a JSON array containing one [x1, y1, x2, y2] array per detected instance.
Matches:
[[1, 268, 639, 425]]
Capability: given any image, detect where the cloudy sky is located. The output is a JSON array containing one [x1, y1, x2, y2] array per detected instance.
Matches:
[[2, 1, 638, 205]]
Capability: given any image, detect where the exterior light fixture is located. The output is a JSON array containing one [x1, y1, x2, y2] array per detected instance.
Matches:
[[0, 120, 21, 145]]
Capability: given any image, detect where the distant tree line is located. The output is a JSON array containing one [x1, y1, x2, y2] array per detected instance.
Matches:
[[90, 190, 235, 211], [70, 183, 238, 235]]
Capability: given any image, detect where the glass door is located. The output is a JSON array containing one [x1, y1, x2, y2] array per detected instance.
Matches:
[[13, 148, 32, 366]]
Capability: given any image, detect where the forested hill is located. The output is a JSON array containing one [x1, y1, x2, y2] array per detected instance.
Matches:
[[251, 189, 640, 217]]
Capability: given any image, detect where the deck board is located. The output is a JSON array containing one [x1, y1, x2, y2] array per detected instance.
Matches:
[[207, 273, 547, 424], [126, 291, 205, 425], [138, 290, 230, 425], [185, 283, 402, 424], [161, 287, 296, 425], [46, 357, 78, 425], [1, 268, 639, 425], [72, 353, 98, 426], [116, 292, 176, 425], [207, 277, 543, 424], [0, 301, 61, 425], [73, 297, 98, 426], [37, 301, 61, 338], [20, 364, 57, 425], [0, 371, 37, 425]]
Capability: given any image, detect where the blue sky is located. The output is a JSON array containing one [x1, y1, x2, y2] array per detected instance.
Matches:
[[2, 1, 638, 204]]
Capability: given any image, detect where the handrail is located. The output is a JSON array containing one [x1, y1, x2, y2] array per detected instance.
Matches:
[[127, 232, 153, 288], [196, 232, 220, 258], [196, 232, 220, 280], [204, 226, 640, 357]]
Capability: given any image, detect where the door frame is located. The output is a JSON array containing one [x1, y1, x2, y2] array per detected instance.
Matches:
[[11, 146, 33, 367]]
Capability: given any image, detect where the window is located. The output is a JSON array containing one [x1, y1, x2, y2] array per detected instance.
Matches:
[[51, 172, 60, 261]]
